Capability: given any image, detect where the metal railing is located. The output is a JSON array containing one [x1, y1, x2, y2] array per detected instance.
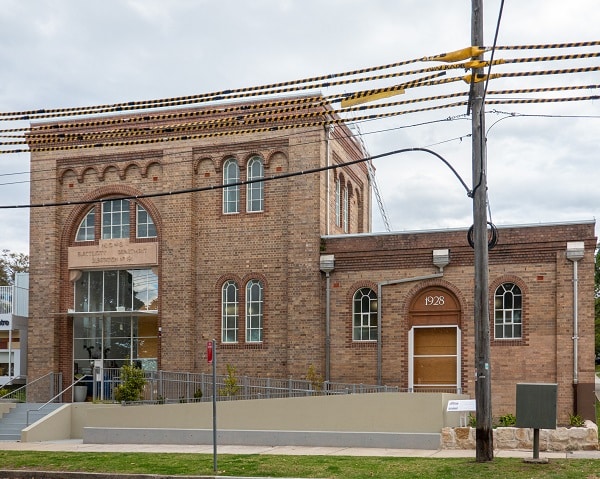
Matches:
[[0, 286, 12, 315], [0, 372, 62, 403], [86, 368, 459, 405], [0, 285, 28, 316], [26, 375, 81, 426]]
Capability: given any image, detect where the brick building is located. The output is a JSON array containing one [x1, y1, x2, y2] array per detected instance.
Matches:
[[26, 96, 596, 422]]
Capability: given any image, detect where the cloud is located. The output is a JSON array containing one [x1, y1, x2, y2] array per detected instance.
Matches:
[[1, 0, 599, 253]]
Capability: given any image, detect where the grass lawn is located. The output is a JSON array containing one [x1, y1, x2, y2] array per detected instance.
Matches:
[[0, 451, 599, 478]]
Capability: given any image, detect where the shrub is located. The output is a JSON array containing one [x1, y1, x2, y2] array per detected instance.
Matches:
[[569, 413, 585, 427], [114, 363, 146, 402], [306, 364, 323, 391], [219, 364, 240, 397], [496, 413, 516, 427]]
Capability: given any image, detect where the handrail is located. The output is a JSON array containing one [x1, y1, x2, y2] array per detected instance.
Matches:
[[0, 375, 25, 394], [25, 377, 84, 426], [0, 371, 59, 402]]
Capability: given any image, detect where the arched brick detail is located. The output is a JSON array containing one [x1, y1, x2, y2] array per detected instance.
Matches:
[[142, 161, 163, 178], [58, 168, 78, 185], [403, 278, 468, 322], [193, 156, 216, 175], [266, 150, 288, 170]]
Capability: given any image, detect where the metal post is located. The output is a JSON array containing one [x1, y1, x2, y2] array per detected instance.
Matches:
[[211, 339, 217, 472], [471, 0, 494, 462]]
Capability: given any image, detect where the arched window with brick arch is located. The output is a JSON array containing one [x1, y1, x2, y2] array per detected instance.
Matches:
[[221, 280, 239, 343], [246, 156, 264, 213], [223, 158, 240, 214], [352, 287, 378, 341], [494, 282, 522, 340]]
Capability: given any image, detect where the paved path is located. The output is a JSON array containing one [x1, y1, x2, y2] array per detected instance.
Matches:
[[1, 439, 599, 460]]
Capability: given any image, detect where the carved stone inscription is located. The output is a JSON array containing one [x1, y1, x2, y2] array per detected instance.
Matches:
[[68, 239, 158, 269]]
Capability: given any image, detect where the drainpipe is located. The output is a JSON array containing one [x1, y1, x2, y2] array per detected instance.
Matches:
[[320, 255, 335, 382], [325, 125, 334, 236], [566, 241, 585, 413], [376, 249, 450, 385]]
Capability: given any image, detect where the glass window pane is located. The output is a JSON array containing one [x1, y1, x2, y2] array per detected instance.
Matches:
[[136, 204, 157, 238], [103, 271, 118, 311]]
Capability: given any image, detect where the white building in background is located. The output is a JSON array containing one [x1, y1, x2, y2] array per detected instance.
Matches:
[[0, 272, 28, 386]]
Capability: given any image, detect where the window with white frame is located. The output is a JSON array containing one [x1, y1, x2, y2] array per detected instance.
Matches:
[[353, 287, 378, 341], [335, 178, 341, 227], [343, 186, 349, 233], [222, 281, 239, 343], [246, 156, 264, 212], [494, 282, 522, 339], [102, 199, 130, 239], [245, 279, 263, 342], [76, 209, 96, 242], [136, 204, 157, 238], [76, 201, 156, 242], [223, 158, 240, 214]]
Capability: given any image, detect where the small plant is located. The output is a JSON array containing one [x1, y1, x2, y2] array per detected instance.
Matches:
[[467, 413, 477, 428], [569, 413, 585, 427], [219, 364, 240, 397], [114, 363, 146, 402], [496, 413, 516, 427], [0, 387, 9, 398], [193, 388, 203, 401], [306, 364, 323, 391], [156, 395, 165, 405]]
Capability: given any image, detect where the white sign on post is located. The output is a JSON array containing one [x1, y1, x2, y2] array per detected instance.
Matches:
[[446, 399, 476, 412]]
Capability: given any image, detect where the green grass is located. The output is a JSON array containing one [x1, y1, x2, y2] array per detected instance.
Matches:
[[0, 452, 599, 478]]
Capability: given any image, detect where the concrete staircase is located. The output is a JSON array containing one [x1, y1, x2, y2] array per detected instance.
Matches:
[[0, 403, 63, 441]]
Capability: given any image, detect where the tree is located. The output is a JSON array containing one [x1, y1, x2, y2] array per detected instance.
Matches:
[[0, 249, 29, 286]]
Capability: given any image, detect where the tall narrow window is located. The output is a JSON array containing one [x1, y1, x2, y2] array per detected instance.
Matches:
[[76, 208, 96, 242], [335, 178, 341, 227], [247, 156, 264, 212], [136, 204, 156, 238], [353, 287, 378, 341], [102, 199, 130, 239], [222, 281, 239, 343], [245, 279, 263, 342], [343, 186, 349, 233], [223, 158, 240, 214], [494, 283, 522, 339]]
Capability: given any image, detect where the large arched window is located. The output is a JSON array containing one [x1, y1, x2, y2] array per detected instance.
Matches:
[[494, 283, 522, 339], [75, 200, 156, 242], [222, 281, 239, 343], [352, 287, 378, 341], [245, 279, 263, 342], [223, 158, 240, 214], [246, 156, 264, 212]]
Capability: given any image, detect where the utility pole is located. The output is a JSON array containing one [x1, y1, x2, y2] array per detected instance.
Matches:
[[471, 0, 494, 462]]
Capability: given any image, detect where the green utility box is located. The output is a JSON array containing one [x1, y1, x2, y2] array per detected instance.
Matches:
[[515, 383, 557, 429]]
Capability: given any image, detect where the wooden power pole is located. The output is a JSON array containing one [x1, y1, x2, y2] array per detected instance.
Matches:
[[471, 0, 494, 462]]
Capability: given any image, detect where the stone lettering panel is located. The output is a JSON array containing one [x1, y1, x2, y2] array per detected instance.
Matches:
[[68, 239, 158, 269]]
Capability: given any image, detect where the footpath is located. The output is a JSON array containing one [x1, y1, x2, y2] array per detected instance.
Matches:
[[0, 438, 599, 459]]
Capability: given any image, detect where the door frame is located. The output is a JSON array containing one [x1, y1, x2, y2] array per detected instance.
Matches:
[[408, 324, 462, 393]]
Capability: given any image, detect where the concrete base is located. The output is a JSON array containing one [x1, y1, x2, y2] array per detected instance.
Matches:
[[523, 457, 550, 464], [83, 427, 441, 450]]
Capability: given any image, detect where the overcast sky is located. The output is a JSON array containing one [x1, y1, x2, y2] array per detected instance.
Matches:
[[1, 0, 599, 254]]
